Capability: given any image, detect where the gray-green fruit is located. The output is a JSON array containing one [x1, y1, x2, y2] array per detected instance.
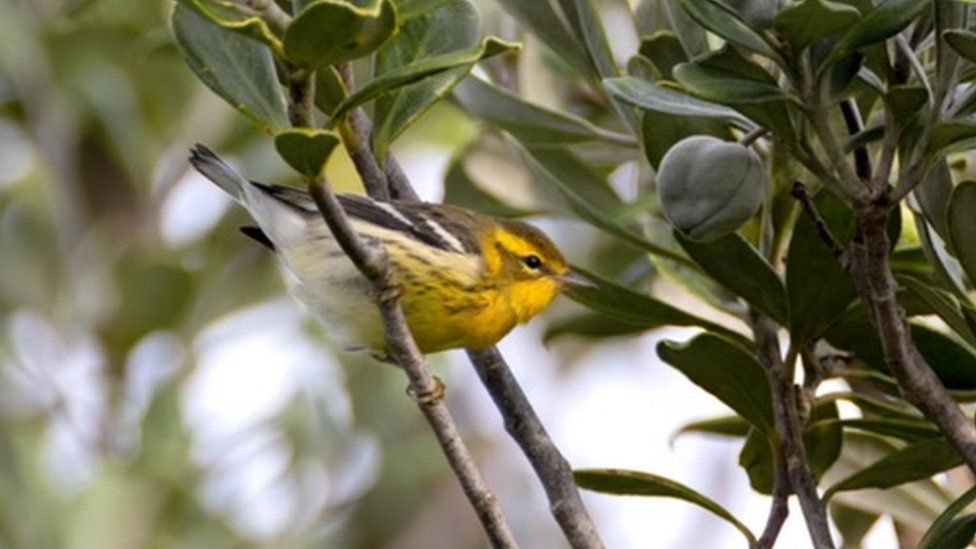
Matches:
[[657, 135, 766, 241]]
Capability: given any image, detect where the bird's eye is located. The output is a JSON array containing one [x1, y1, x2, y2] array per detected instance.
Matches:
[[524, 255, 542, 269]]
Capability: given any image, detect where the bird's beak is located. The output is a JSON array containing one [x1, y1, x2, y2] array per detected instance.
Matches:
[[555, 270, 598, 290]]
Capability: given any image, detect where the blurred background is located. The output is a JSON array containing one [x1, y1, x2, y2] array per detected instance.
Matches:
[[0, 0, 896, 547]]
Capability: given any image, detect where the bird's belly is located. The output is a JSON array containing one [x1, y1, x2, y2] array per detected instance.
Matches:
[[401, 287, 517, 353]]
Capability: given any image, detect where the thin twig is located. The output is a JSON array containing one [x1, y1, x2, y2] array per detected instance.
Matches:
[[790, 182, 847, 263], [288, 69, 518, 548], [750, 313, 836, 549], [336, 64, 391, 201], [739, 127, 768, 148], [757, 466, 790, 549], [467, 348, 606, 549]]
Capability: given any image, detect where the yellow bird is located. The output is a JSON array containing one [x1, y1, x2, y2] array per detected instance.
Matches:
[[189, 145, 588, 355]]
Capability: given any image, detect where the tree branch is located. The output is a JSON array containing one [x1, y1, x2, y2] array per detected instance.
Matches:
[[333, 64, 604, 549], [757, 466, 790, 549], [847, 202, 976, 476], [467, 348, 605, 548], [750, 313, 835, 549], [287, 71, 518, 548], [791, 182, 847, 263], [336, 64, 391, 201]]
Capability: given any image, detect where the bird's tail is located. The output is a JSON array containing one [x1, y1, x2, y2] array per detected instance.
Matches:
[[189, 144, 247, 202]]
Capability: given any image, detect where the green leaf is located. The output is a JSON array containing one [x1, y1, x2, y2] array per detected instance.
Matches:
[[574, 468, 757, 546], [493, 0, 594, 79], [369, 0, 515, 156], [314, 66, 349, 116], [273, 128, 341, 176], [821, 0, 931, 76], [171, 4, 290, 132], [947, 180, 976, 287], [507, 139, 695, 267], [555, 0, 619, 79], [818, 392, 922, 422], [898, 275, 976, 349], [919, 485, 976, 549], [442, 155, 533, 218], [738, 429, 775, 494], [916, 213, 969, 298], [914, 160, 952, 240], [674, 0, 784, 65], [175, 0, 283, 55], [343, 35, 517, 129], [811, 417, 941, 442], [454, 77, 633, 145], [786, 191, 857, 344], [604, 76, 755, 130], [832, 503, 880, 549], [826, 311, 976, 390], [944, 29, 976, 64], [674, 415, 752, 440], [543, 311, 652, 343], [807, 402, 844, 479], [675, 232, 788, 325], [563, 267, 748, 342], [887, 85, 931, 130], [639, 31, 688, 79], [773, 0, 861, 51], [657, 332, 773, 434], [825, 437, 961, 499], [283, 0, 398, 68], [673, 61, 787, 104]]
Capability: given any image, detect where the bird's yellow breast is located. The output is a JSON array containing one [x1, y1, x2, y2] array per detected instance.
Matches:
[[388, 241, 561, 353]]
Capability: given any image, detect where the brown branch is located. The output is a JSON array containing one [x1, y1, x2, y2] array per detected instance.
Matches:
[[331, 65, 604, 549], [336, 64, 391, 201], [848, 202, 976, 475], [750, 314, 835, 549], [286, 72, 517, 547], [757, 466, 790, 549], [467, 348, 605, 548], [791, 182, 847, 263]]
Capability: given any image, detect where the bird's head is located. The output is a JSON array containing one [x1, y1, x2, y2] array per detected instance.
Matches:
[[482, 219, 589, 323]]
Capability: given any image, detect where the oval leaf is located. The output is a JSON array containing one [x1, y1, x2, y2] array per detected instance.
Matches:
[[171, 4, 290, 132], [773, 0, 861, 51], [821, 0, 930, 76], [675, 231, 788, 325], [919, 485, 976, 549], [825, 437, 961, 499], [786, 192, 857, 344], [454, 77, 633, 145], [574, 468, 757, 546], [657, 332, 773, 434], [944, 29, 976, 64], [284, 0, 398, 68], [274, 128, 341, 176], [369, 0, 515, 156], [947, 180, 976, 287], [563, 266, 748, 343], [674, 0, 784, 65], [604, 76, 754, 130]]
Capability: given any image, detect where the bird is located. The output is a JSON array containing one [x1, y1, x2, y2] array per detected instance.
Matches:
[[188, 144, 588, 356]]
